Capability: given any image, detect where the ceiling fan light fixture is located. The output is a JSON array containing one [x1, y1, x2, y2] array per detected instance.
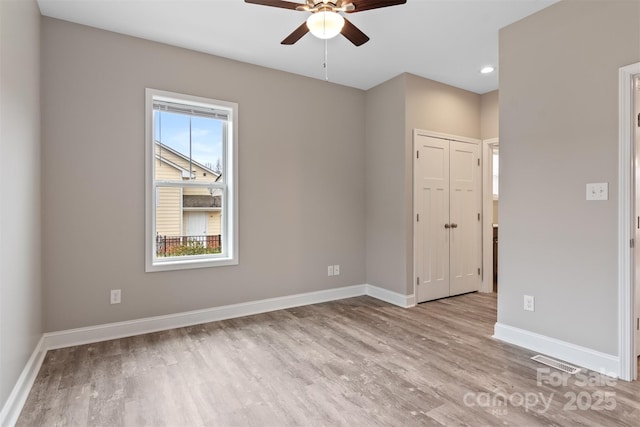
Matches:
[[306, 11, 345, 40]]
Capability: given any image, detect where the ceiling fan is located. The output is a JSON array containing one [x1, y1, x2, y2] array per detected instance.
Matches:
[[245, 0, 407, 46]]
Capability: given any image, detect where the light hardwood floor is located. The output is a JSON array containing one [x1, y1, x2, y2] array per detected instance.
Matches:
[[17, 293, 640, 426]]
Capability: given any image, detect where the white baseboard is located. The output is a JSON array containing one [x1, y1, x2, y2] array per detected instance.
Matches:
[[0, 336, 47, 427], [365, 284, 415, 308], [3, 283, 413, 426], [44, 284, 372, 350], [493, 322, 620, 377], [43, 284, 412, 350]]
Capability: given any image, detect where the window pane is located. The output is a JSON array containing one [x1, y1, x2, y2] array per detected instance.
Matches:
[[155, 185, 224, 259], [154, 110, 224, 182]]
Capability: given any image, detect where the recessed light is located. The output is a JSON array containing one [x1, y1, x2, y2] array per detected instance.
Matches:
[[480, 66, 495, 74]]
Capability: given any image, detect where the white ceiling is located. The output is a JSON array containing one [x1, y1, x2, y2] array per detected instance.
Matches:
[[37, 0, 557, 94]]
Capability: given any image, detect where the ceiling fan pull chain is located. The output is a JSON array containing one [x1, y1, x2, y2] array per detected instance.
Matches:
[[324, 38, 329, 81]]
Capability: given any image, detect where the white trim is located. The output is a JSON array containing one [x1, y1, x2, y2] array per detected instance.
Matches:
[[365, 284, 415, 308], [0, 336, 47, 427], [44, 285, 366, 350], [493, 323, 620, 377], [482, 138, 499, 293], [618, 62, 640, 381], [3, 284, 414, 423], [41, 284, 412, 350], [413, 129, 480, 145]]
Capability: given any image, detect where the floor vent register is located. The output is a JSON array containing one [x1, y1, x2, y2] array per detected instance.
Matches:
[[531, 354, 581, 374]]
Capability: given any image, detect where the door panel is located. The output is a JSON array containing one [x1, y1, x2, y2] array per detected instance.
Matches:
[[416, 136, 450, 302], [450, 141, 481, 295]]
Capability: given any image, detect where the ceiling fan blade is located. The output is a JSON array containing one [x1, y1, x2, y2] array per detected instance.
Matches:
[[346, 0, 406, 13], [244, 0, 304, 11], [341, 17, 369, 46], [281, 22, 310, 45]]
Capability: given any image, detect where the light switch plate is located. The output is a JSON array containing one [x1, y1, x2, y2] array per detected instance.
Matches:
[[586, 183, 608, 201]]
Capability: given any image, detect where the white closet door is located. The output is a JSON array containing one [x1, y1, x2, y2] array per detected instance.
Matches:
[[449, 140, 481, 296], [415, 134, 482, 303], [415, 135, 450, 303]]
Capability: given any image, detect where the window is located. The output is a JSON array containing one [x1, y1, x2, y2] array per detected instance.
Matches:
[[146, 89, 238, 271]]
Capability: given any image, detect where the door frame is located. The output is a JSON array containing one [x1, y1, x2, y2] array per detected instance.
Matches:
[[618, 62, 639, 381], [413, 129, 481, 301], [481, 138, 499, 293]]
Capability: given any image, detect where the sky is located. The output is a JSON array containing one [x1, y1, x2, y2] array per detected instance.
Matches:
[[154, 110, 223, 171]]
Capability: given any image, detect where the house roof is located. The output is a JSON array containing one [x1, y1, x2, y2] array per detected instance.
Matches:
[[155, 141, 221, 181]]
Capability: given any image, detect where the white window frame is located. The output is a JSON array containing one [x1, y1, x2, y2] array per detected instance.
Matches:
[[145, 88, 238, 272]]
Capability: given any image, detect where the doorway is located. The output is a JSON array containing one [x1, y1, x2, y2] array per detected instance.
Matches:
[[482, 138, 499, 293]]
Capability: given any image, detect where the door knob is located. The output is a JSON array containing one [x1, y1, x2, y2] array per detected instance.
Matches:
[[444, 223, 451, 229], [450, 223, 458, 228]]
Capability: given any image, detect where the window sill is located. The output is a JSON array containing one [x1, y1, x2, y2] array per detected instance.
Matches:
[[146, 256, 238, 272]]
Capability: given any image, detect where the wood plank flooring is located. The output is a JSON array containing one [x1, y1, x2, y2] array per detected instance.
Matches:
[[17, 293, 640, 426]]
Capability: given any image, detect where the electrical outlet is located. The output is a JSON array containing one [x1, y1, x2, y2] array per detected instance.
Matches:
[[327, 265, 334, 276], [524, 295, 534, 312], [586, 183, 608, 201], [110, 289, 121, 305], [334, 265, 340, 276]]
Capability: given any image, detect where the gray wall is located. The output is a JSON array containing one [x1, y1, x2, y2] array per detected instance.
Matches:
[[481, 90, 499, 140], [41, 18, 366, 332], [498, 0, 640, 355], [0, 0, 42, 411], [364, 73, 481, 295], [364, 75, 406, 293]]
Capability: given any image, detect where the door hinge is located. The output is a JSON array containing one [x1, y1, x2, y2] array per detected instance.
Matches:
[[631, 238, 635, 249], [637, 112, 640, 127], [478, 268, 481, 275], [417, 213, 419, 222], [637, 317, 639, 330], [417, 277, 420, 285], [478, 212, 481, 221], [417, 150, 419, 159], [477, 158, 480, 166]]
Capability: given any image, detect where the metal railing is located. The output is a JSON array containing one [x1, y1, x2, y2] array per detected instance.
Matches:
[[156, 234, 222, 257]]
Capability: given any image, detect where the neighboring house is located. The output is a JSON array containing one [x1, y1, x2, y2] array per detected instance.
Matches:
[[154, 141, 222, 254]]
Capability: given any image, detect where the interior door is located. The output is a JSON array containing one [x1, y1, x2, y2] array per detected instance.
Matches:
[[415, 135, 450, 302], [415, 134, 481, 303], [449, 141, 482, 296]]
